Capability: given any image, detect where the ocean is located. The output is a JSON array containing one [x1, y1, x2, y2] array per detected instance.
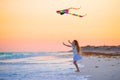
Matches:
[[0, 52, 90, 80]]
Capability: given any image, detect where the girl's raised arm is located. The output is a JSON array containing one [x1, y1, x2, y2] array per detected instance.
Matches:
[[62, 42, 72, 47], [68, 40, 72, 45]]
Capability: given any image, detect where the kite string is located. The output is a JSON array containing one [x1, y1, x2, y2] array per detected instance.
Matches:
[[68, 7, 81, 10]]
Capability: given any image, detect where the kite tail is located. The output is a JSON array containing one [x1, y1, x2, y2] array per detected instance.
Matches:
[[68, 13, 87, 18]]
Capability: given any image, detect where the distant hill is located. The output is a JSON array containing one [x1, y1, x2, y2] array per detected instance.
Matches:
[[82, 45, 120, 53]]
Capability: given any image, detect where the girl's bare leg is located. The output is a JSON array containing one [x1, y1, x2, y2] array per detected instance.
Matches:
[[73, 61, 80, 72]]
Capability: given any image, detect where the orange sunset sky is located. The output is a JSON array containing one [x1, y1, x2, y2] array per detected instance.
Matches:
[[0, 0, 120, 52]]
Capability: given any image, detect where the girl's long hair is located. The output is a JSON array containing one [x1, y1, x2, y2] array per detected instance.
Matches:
[[74, 40, 80, 54]]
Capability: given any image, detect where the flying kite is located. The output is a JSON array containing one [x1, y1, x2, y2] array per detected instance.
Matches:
[[56, 7, 86, 18]]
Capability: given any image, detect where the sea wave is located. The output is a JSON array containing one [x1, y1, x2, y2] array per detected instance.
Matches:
[[0, 52, 51, 60]]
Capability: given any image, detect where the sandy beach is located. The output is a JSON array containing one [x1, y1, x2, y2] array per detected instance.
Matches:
[[0, 52, 120, 80]]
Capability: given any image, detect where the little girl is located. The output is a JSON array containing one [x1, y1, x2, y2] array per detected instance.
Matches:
[[63, 40, 82, 72]]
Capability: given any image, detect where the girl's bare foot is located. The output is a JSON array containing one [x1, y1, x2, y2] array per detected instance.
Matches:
[[75, 70, 80, 72]]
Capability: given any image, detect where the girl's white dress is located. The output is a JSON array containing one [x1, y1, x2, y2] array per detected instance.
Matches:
[[72, 46, 82, 61]]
